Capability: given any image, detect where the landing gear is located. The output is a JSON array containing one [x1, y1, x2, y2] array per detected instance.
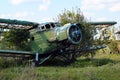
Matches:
[[33, 45, 78, 66], [33, 53, 53, 66], [56, 45, 78, 65]]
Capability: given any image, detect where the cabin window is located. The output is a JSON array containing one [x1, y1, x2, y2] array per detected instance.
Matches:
[[41, 26, 44, 29], [31, 36, 34, 41], [45, 24, 51, 29], [51, 23, 55, 28]]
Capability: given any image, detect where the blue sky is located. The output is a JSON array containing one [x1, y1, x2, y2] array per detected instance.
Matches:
[[0, 0, 120, 29]]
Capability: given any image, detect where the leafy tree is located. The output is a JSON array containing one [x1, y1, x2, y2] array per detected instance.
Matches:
[[56, 8, 96, 58], [56, 8, 85, 25], [3, 29, 31, 51]]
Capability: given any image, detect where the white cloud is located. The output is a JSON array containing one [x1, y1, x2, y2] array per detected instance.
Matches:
[[10, 0, 26, 5], [14, 12, 28, 18], [81, 0, 120, 22], [83, 12, 95, 18], [81, 0, 119, 11], [39, 0, 51, 11], [109, 3, 120, 12], [0, 14, 11, 18], [96, 17, 108, 21], [9, 0, 39, 5], [10, 0, 52, 11], [0, 12, 35, 20], [81, 0, 106, 10], [41, 17, 53, 22]]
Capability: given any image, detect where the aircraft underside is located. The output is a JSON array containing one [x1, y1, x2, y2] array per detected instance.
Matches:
[[0, 44, 106, 66]]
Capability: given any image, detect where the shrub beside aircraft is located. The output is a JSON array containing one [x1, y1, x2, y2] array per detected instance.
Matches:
[[0, 18, 116, 66]]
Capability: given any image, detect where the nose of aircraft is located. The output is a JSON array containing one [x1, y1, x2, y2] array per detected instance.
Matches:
[[68, 24, 82, 44]]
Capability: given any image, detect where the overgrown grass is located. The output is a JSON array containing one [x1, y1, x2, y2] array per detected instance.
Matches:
[[0, 52, 120, 80]]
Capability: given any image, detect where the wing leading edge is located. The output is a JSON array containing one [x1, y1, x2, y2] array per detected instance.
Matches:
[[0, 18, 39, 30], [0, 50, 34, 55]]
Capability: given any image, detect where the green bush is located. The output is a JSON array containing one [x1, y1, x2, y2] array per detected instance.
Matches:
[[108, 41, 119, 54]]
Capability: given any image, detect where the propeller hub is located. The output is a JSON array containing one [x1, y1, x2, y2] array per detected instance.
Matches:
[[67, 24, 82, 44]]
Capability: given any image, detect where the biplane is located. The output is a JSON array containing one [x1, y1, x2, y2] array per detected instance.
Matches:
[[0, 18, 117, 66]]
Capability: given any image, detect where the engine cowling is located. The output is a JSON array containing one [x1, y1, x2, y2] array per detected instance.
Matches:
[[67, 24, 82, 44], [55, 23, 82, 44]]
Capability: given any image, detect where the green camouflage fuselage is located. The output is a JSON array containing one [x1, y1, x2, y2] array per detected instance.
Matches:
[[30, 29, 57, 54], [29, 23, 82, 54]]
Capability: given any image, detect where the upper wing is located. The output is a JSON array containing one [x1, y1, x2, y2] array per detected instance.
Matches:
[[0, 18, 39, 30], [88, 21, 117, 26]]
